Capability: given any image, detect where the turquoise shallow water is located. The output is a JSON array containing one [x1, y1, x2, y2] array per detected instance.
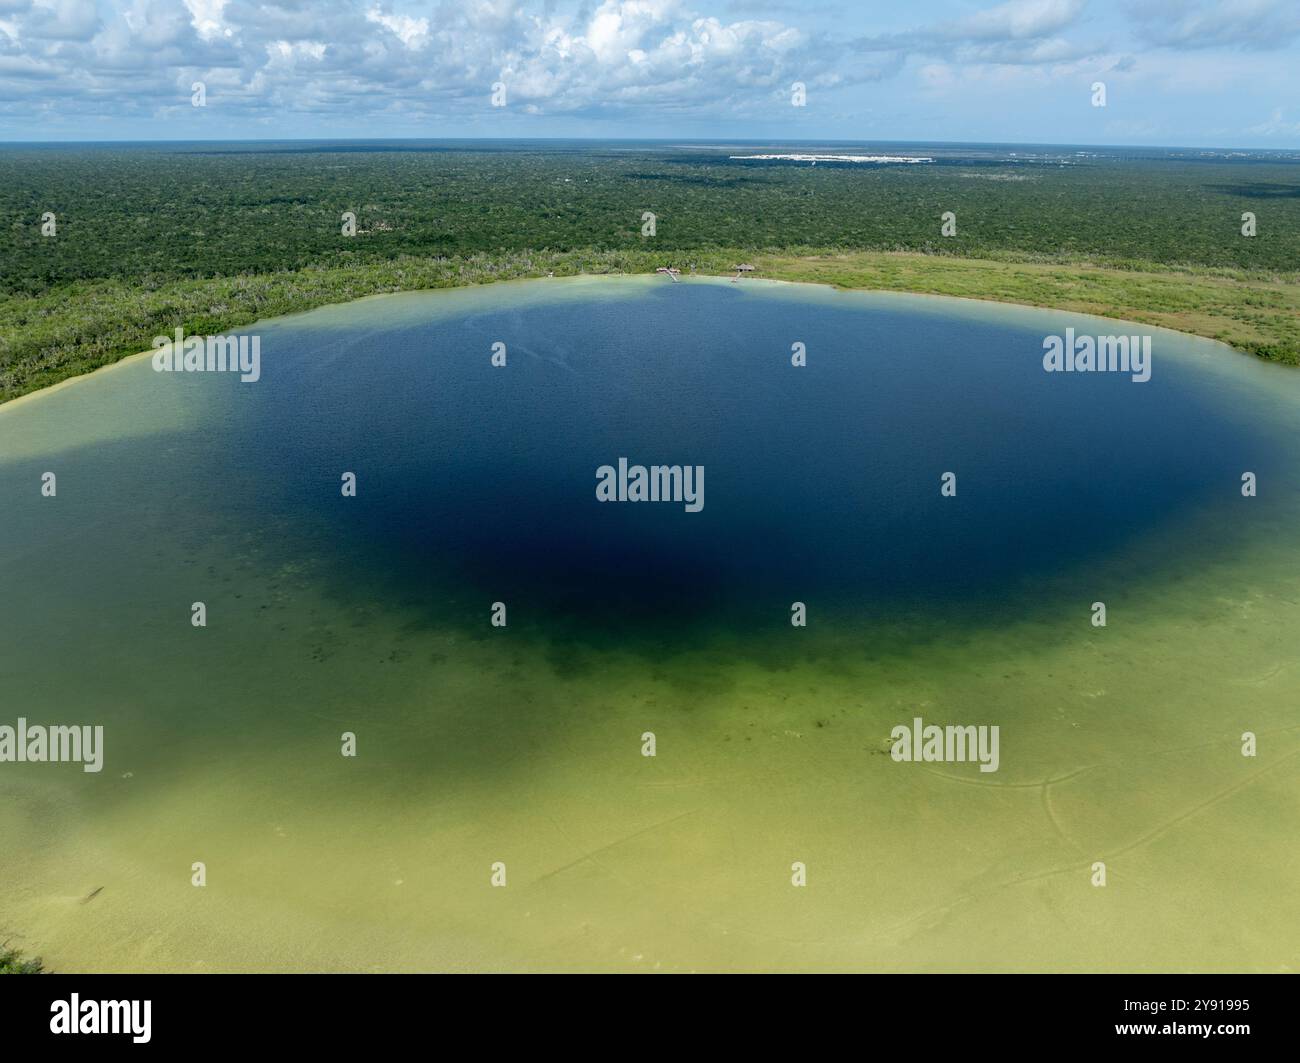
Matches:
[[1, 276, 1298, 972]]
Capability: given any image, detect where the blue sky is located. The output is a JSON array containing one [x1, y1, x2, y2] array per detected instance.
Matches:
[[1, 0, 1298, 146]]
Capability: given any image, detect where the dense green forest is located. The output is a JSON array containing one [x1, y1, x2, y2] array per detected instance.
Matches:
[[3, 142, 1299, 292], [2, 141, 1299, 401]]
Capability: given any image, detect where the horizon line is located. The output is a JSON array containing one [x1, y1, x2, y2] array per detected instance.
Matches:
[[1, 136, 1297, 153]]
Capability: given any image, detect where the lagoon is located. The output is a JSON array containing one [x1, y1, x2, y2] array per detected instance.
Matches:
[[1, 275, 1298, 972]]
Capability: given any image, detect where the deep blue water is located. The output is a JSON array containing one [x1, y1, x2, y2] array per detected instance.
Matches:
[[185, 278, 1289, 638]]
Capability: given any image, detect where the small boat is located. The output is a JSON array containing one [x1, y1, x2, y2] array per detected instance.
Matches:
[[655, 267, 682, 282]]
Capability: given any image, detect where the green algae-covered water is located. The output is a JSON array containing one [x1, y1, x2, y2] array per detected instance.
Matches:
[[1, 275, 1298, 972]]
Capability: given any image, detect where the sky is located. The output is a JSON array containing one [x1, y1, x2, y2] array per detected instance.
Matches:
[[0, 0, 1298, 146]]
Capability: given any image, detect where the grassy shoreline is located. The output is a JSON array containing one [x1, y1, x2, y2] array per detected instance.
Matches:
[[3, 247, 1298, 406], [0, 944, 43, 974]]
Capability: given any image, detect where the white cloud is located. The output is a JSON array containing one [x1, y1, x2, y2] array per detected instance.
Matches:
[[1248, 107, 1300, 137], [27, 0, 98, 41], [365, 7, 429, 50], [267, 39, 327, 64], [182, 0, 228, 42], [1129, 0, 1300, 51], [949, 0, 1088, 42], [0, 0, 877, 123], [854, 0, 1097, 67], [0, 0, 1294, 141]]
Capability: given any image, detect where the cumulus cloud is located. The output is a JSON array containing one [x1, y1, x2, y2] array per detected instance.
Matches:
[[0, 0, 1292, 134], [365, 7, 429, 49], [183, 0, 230, 41], [0, 0, 899, 124]]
